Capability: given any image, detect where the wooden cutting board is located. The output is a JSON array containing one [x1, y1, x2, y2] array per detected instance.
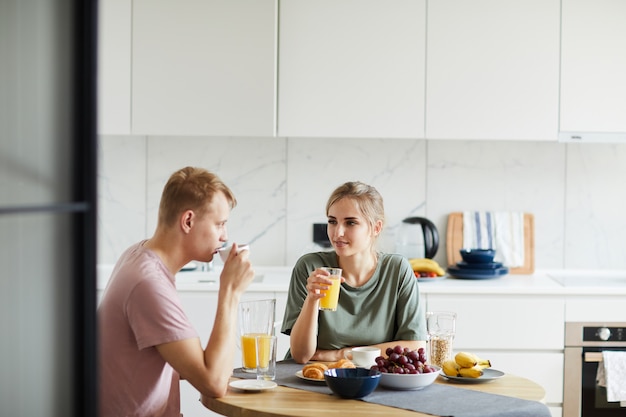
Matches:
[[446, 212, 535, 274]]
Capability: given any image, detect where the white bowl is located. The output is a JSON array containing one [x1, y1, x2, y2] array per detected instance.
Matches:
[[378, 366, 440, 390], [217, 244, 249, 262]]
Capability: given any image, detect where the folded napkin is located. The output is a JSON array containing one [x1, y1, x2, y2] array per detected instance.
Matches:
[[462, 211, 525, 267], [596, 351, 626, 405]]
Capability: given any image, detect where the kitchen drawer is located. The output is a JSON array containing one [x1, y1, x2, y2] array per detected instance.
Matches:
[[565, 295, 626, 322], [427, 294, 565, 350]]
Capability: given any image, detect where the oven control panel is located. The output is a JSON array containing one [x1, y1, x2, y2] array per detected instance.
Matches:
[[583, 326, 625, 342]]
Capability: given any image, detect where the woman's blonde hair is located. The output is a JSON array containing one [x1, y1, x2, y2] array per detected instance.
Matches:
[[158, 167, 236, 226], [326, 181, 385, 232]]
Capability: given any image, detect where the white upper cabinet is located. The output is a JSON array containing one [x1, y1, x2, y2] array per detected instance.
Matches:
[[278, 0, 426, 138], [132, 0, 276, 136], [426, 0, 560, 141], [560, 0, 626, 134], [98, 0, 131, 134]]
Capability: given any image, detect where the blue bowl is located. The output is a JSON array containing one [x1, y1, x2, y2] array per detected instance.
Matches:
[[459, 248, 496, 264], [324, 368, 381, 399]]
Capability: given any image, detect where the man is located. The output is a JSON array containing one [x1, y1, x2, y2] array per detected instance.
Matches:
[[98, 167, 255, 417]]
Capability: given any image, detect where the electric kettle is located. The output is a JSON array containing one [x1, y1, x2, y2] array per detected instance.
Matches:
[[395, 217, 439, 259]]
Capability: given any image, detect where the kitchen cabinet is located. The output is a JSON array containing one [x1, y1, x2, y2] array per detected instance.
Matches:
[[131, 0, 276, 136], [97, 0, 131, 134], [560, 0, 626, 135], [277, 0, 426, 138], [426, 0, 560, 141], [98, 1, 626, 143], [426, 294, 565, 416]]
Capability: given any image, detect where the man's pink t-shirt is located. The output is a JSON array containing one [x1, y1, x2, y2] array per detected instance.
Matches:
[[98, 242, 198, 417]]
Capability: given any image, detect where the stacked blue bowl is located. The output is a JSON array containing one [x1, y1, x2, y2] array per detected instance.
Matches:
[[447, 249, 509, 280]]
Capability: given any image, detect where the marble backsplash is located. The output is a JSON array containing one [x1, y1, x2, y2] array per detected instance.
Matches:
[[98, 136, 626, 270]]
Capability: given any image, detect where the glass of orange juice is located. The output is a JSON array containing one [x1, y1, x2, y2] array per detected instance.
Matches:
[[318, 267, 342, 311], [238, 299, 276, 372], [256, 335, 277, 380]]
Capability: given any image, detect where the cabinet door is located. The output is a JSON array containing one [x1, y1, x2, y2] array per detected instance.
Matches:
[[278, 0, 426, 138], [98, 0, 131, 134], [132, 0, 276, 136], [177, 292, 220, 417], [560, 0, 626, 133], [426, 0, 560, 140], [273, 292, 291, 361], [426, 294, 565, 350]]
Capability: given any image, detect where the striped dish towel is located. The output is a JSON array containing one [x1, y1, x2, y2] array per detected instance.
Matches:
[[462, 211, 525, 267]]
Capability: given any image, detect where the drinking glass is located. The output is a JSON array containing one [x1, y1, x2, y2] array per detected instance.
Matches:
[[238, 299, 276, 373], [256, 335, 277, 381], [426, 311, 456, 367], [318, 267, 342, 311]]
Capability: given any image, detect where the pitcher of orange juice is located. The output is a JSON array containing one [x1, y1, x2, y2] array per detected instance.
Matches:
[[238, 299, 276, 372]]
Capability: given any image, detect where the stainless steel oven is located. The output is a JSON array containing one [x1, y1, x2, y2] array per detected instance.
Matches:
[[564, 322, 626, 417]]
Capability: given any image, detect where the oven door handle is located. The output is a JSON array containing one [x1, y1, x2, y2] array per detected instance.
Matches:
[[584, 351, 604, 362]]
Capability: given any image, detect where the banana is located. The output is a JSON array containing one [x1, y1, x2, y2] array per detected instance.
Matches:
[[476, 360, 492, 369], [409, 258, 446, 276], [442, 359, 460, 377], [409, 258, 440, 270], [409, 257, 439, 266], [455, 351, 491, 369], [458, 365, 484, 378]]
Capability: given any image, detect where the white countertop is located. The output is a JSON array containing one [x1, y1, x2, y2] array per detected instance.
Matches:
[[174, 266, 293, 293], [96, 264, 293, 293], [97, 265, 626, 296]]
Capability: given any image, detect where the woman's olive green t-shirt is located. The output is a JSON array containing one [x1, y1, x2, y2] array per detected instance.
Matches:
[[280, 251, 427, 357]]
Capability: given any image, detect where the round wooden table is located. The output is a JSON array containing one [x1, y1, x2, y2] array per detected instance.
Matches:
[[201, 373, 546, 417]]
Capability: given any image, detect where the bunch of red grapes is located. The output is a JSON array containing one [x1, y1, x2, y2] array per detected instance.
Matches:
[[371, 345, 437, 374]]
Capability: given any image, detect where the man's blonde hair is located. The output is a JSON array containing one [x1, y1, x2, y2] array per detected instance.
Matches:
[[158, 167, 236, 226]]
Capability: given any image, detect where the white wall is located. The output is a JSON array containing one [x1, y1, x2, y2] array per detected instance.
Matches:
[[98, 136, 626, 270]]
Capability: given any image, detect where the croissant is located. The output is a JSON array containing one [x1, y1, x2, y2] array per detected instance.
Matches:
[[329, 358, 356, 369], [302, 363, 328, 380]]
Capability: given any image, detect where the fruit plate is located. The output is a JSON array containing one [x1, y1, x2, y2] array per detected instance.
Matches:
[[417, 275, 447, 283], [447, 266, 509, 280], [228, 379, 277, 391], [295, 370, 327, 383], [439, 368, 505, 383]]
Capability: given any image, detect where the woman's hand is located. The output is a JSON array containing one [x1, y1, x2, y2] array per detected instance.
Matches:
[[305, 268, 344, 302], [310, 346, 352, 362], [290, 268, 344, 363]]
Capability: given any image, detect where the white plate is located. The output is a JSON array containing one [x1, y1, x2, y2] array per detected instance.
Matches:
[[417, 275, 447, 282], [228, 379, 277, 391], [439, 368, 505, 383], [295, 370, 326, 383]]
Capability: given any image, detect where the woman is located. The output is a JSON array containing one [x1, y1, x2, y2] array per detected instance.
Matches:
[[281, 181, 427, 364]]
